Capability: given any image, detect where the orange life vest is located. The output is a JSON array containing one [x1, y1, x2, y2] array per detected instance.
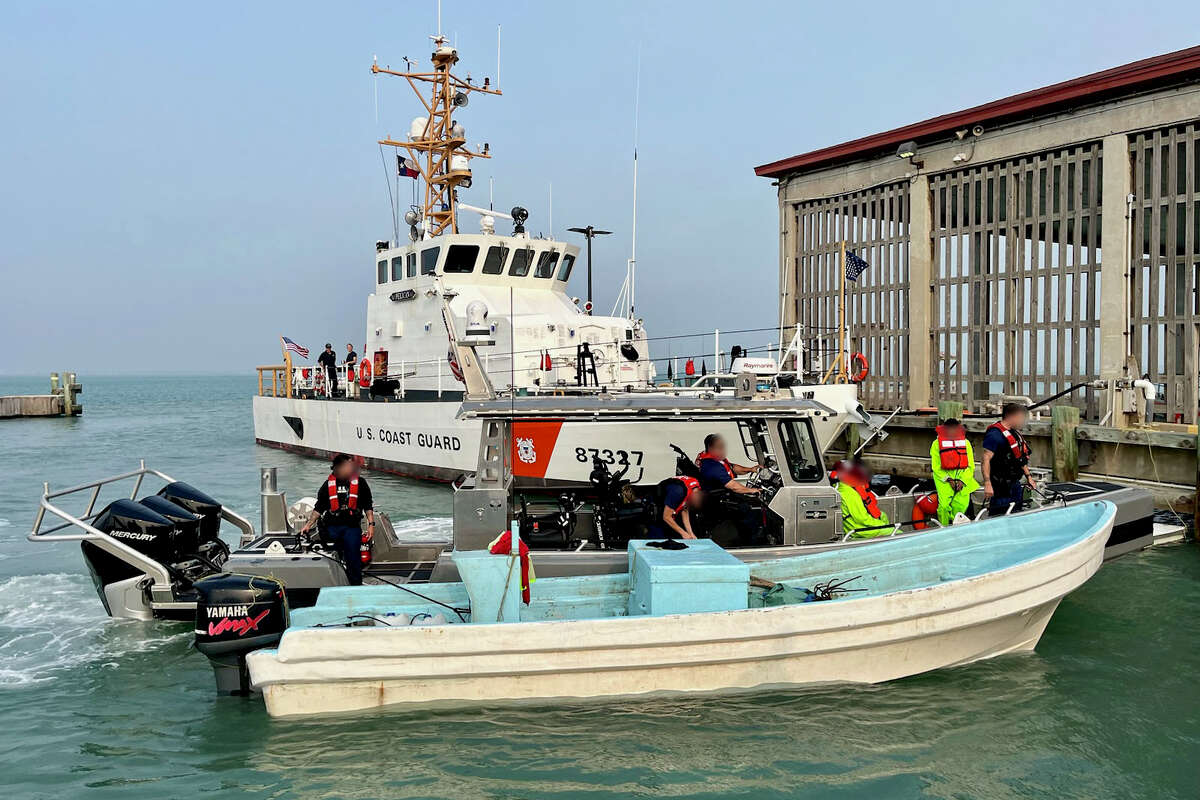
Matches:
[[912, 491, 939, 530], [666, 476, 701, 514], [935, 425, 970, 471], [987, 422, 1030, 466], [358, 357, 372, 388], [836, 471, 883, 520], [488, 531, 534, 604], [696, 452, 735, 482], [326, 475, 359, 511]]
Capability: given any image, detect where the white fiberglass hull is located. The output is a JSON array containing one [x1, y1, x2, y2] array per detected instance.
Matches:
[[247, 514, 1109, 718], [253, 390, 852, 486]]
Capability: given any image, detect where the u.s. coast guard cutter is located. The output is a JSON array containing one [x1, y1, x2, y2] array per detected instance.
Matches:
[[252, 34, 865, 486]]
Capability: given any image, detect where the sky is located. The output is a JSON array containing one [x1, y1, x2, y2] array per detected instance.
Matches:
[[2, 0, 1198, 375]]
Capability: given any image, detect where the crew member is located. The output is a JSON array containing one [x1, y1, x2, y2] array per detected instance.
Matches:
[[345, 343, 358, 387], [831, 459, 891, 538], [696, 434, 760, 495], [929, 417, 980, 525], [650, 475, 702, 539], [299, 453, 375, 585], [981, 402, 1035, 515], [317, 343, 339, 396]]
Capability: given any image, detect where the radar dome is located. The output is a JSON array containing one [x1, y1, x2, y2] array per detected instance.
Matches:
[[409, 116, 429, 140]]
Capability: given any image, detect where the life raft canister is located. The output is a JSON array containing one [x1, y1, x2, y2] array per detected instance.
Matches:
[[912, 492, 939, 530], [935, 424, 970, 471], [987, 422, 1031, 466], [326, 475, 359, 512], [850, 352, 869, 383], [358, 357, 372, 388]]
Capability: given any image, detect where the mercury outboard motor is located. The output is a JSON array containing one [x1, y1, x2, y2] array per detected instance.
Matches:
[[193, 573, 288, 695], [158, 482, 222, 543], [139, 495, 203, 560], [84, 500, 179, 615]]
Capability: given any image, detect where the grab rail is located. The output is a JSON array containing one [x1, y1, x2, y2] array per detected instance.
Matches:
[[28, 460, 256, 596]]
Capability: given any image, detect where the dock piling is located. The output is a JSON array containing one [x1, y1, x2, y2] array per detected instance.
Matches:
[[1051, 406, 1080, 481]]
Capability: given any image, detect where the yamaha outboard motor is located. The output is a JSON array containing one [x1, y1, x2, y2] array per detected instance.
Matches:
[[84, 500, 179, 616], [193, 573, 288, 695]]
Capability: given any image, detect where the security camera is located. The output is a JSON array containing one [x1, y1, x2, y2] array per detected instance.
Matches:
[[971, 124, 985, 137]]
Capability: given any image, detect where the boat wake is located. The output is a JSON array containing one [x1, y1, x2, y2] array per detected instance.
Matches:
[[389, 515, 453, 542], [0, 573, 188, 688]]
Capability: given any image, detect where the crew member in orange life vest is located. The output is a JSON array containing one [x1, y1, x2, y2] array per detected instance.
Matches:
[[981, 402, 1035, 515], [299, 453, 375, 585], [696, 434, 761, 495], [650, 476, 703, 539]]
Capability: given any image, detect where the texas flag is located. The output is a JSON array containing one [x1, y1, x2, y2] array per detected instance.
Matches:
[[397, 155, 420, 178]]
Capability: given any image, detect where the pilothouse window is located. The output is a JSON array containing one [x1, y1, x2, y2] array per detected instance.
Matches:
[[377, 260, 387, 284], [421, 247, 440, 275], [534, 251, 560, 278], [406, 253, 417, 278], [556, 254, 575, 281], [777, 419, 823, 483], [508, 248, 533, 277], [391, 257, 404, 281], [444, 244, 479, 274], [482, 245, 509, 274]]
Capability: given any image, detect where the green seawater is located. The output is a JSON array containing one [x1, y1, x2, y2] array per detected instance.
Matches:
[[0, 375, 1197, 799]]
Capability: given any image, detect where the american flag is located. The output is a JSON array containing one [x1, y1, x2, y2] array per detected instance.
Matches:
[[282, 337, 310, 359], [845, 249, 870, 282]]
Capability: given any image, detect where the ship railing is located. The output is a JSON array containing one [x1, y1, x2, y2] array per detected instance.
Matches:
[[27, 460, 256, 597]]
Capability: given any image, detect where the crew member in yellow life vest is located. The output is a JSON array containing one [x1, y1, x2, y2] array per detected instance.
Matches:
[[830, 459, 890, 538], [929, 417, 980, 525]]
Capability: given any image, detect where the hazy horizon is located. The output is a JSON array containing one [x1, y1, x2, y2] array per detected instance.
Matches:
[[3, 0, 1197, 376]]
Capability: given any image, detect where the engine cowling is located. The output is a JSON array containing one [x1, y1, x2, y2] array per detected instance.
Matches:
[[193, 573, 288, 695]]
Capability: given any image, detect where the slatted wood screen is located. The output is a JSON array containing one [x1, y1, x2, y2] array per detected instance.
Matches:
[[1129, 124, 1200, 423], [793, 184, 909, 409], [929, 144, 1103, 417]]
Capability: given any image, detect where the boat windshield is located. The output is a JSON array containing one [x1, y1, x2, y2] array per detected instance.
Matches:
[[777, 419, 823, 483]]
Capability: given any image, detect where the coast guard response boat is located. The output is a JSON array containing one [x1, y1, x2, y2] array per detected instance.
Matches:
[[251, 34, 864, 485]]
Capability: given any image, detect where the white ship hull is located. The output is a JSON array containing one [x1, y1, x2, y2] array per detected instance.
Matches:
[[253, 386, 856, 485]]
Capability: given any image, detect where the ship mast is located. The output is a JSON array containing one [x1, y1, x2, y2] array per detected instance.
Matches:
[[374, 35, 501, 237]]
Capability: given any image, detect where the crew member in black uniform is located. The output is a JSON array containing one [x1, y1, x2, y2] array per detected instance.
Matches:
[[299, 453, 375, 584], [981, 402, 1036, 515], [317, 342, 339, 396]]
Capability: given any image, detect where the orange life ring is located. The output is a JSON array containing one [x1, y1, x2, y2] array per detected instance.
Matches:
[[358, 357, 372, 388], [850, 351, 869, 383]]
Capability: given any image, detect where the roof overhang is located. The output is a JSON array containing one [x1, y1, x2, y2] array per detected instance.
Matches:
[[755, 45, 1200, 179]]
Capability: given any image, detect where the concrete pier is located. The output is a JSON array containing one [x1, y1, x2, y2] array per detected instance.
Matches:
[[0, 373, 82, 418]]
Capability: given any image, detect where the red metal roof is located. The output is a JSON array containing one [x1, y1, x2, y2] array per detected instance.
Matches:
[[754, 45, 1200, 179]]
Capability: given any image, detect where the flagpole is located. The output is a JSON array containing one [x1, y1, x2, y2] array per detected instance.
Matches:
[[280, 337, 293, 399], [839, 240, 848, 382]]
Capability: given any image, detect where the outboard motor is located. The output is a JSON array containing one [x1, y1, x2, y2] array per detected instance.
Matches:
[[193, 573, 288, 695], [139, 495, 203, 560], [158, 482, 222, 542], [84, 500, 179, 616], [158, 482, 228, 560]]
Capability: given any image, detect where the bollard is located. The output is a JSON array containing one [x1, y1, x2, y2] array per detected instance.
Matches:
[[1051, 405, 1080, 481]]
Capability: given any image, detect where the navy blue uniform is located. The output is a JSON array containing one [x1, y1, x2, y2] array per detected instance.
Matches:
[[313, 476, 373, 584], [698, 457, 735, 492], [983, 427, 1025, 514], [649, 479, 690, 539]]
